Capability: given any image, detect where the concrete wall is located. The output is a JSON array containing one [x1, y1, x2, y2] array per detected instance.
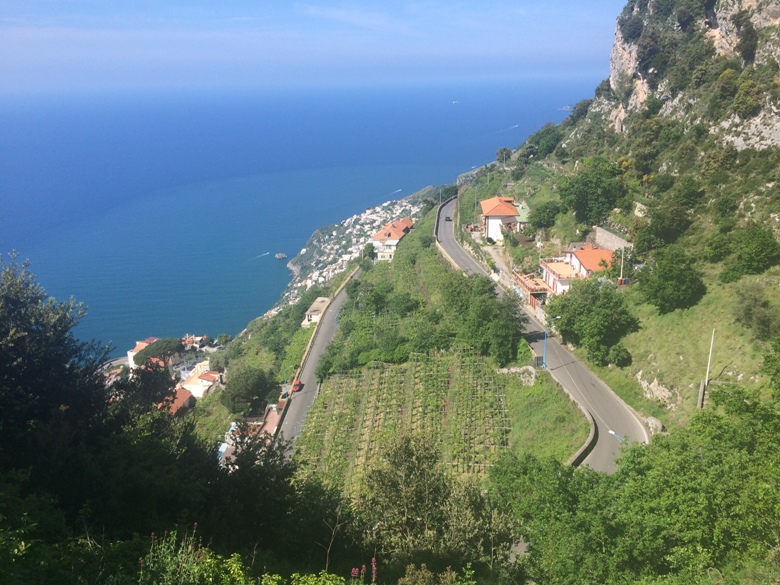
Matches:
[[591, 227, 632, 251]]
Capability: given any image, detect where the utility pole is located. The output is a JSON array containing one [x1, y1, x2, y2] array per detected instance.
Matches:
[[705, 329, 715, 386], [474, 180, 478, 217]]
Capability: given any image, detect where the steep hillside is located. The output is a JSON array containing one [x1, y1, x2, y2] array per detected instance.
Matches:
[[483, 0, 780, 426]]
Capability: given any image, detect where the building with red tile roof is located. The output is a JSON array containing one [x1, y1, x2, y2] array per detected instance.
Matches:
[[160, 386, 194, 417], [479, 196, 521, 242], [371, 217, 414, 261], [180, 359, 222, 398], [539, 244, 614, 295], [567, 245, 614, 276]]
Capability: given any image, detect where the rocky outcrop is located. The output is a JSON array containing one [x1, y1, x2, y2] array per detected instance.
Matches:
[[609, 25, 640, 101], [707, 0, 780, 65], [607, 12, 651, 128], [718, 105, 780, 150], [605, 0, 780, 143], [636, 370, 681, 410]]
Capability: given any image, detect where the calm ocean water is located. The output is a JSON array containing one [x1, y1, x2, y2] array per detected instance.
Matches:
[[1, 78, 599, 357]]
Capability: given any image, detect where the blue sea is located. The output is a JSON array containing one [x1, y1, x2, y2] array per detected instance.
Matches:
[[0, 77, 599, 357]]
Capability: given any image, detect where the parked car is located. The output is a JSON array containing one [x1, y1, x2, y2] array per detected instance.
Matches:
[[292, 379, 303, 392]]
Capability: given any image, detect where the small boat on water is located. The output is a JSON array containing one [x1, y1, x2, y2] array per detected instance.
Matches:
[[275, 252, 288, 259]]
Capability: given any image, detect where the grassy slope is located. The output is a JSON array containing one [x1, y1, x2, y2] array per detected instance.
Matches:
[[505, 371, 589, 461]]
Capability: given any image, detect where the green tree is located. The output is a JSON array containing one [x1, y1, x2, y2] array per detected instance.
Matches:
[[207, 432, 299, 554], [717, 69, 739, 100], [633, 200, 692, 254], [610, 385, 780, 580], [487, 294, 527, 366], [620, 13, 644, 42], [109, 362, 177, 417], [639, 245, 706, 313], [734, 78, 762, 118], [761, 336, 780, 400], [564, 99, 593, 126], [87, 409, 218, 539], [528, 200, 561, 230], [558, 158, 627, 225], [358, 433, 510, 574], [733, 283, 780, 341], [733, 10, 758, 62], [489, 386, 780, 583], [388, 292, 421, 317], [489, 452, 609, 584], [671, 175, 704, 208], [358, 432, 450, 566], [0, 255, 108, 471], [546, 278, 639, 365], [496, 147, 512, 165], [721, 223, 780, 282], [526, 123, 563, 158], [221, 367, 276, 414], [133, 337, 184, 366], [452, 276, 526, 366]]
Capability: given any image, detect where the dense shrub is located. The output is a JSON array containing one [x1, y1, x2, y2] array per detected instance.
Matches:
[[526, 123, 564, 158], [733, 284, 780, 341], [721, 224, 780, 282], [734, 78, 762, 118], [620, 14, 644, 43], [639, 245, 706, 314], [528, 200, 561, 230], [558, 157, 627, 225], [653, 173, 675, 194]]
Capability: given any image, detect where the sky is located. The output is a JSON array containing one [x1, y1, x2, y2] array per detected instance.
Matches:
[[0, 1, 628, 93]]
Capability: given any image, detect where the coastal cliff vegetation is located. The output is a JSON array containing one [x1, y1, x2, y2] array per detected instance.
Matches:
[[457, 0, 780, 428], [3, 0, 780, 583]]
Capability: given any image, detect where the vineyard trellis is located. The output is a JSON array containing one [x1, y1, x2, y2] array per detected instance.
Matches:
[[294, 347, 511, 497]]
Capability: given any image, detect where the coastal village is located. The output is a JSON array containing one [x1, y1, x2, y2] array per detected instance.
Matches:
[[271, 193, 428, 314], [117, 194, 425, 466]]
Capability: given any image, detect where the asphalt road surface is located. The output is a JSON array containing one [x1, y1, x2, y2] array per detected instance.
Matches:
[[279, 279, 351, 446], [437, 198, 648, 473]]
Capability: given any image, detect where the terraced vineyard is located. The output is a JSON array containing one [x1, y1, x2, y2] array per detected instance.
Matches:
[[294, 347, 511, 497]]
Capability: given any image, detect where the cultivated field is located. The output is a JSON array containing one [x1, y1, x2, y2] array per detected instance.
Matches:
[[294, 347, 512, 497]]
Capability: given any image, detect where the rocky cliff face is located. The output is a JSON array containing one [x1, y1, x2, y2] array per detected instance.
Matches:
[[707, 0, 780, 62], [605, 0, 780, 149]]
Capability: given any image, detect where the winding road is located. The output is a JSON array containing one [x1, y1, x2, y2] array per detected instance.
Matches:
[[277, 199, 648, 472], [437, 198, 648, 473]]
